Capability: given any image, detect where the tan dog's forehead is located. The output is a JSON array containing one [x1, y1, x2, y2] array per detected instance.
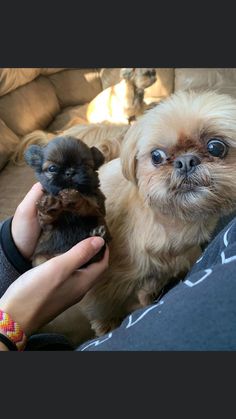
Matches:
[[137, 117, 206, 157], [137, 91, 236, 157]]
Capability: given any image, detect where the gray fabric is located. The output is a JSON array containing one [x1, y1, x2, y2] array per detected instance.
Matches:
[[78, 217, 236, 351]]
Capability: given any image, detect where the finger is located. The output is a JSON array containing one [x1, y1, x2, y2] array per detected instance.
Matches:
[[74, 247, 109, 291], [81, 247, 109, 286], [47, 236, 106, 277], [16, 183, 43, 218], [82, 245, 109, 274]]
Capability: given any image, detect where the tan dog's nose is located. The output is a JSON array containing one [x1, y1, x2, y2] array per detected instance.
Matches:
[[174, 154, 201, 175]]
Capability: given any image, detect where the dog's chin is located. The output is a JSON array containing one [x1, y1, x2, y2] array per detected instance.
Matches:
[[152, 187, 213, 221]]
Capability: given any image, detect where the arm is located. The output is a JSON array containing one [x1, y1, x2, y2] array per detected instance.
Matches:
[[0, 237, 108, 351]]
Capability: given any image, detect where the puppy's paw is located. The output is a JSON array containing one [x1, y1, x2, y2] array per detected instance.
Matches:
[[90, 225, 107, 239], [59, 189, 81, 206], [37, 194, 61, 212]]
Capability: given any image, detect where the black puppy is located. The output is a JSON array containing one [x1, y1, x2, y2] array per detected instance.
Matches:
[[24, 136, 111, 267]]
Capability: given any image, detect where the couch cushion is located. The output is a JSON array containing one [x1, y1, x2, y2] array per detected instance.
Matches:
[[0, 119, 19, 171], [0, 69, 41, 97], [0, 162, 35, 221], [175, 68, 236, 97], [48, 103, 89, 132], [144, 68, 174, 103], [0, 76, 60, 136], [0, 68, 66, 97], [49, 69, 103, 107], [40, 68, 65, 76]]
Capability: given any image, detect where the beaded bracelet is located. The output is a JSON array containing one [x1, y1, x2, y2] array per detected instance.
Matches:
[[0, 309, 27, 351]]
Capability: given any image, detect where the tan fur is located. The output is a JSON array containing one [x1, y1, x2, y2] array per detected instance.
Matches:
[[86, 68, 157, 124], [40, 90, 236, 346], [12, 123, 130, 165]]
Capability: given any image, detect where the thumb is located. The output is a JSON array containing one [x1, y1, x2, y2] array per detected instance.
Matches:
[[48, 236, 105, 277]]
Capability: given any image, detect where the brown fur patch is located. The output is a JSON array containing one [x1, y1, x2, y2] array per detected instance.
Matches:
[[167, 135, 214, 163]]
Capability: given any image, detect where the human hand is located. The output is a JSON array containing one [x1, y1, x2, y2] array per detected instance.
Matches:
[[11, 183, 43, 259], [0, 236, 108, 337]]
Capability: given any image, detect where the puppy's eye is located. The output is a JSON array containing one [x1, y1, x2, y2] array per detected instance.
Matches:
[[207, 139, 228, 158], [48, 165, 58, 173], [151, 149, 167, 165]]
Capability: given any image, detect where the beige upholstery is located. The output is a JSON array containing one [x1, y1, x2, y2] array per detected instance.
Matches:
[[48, 69, 102, 107], [0, 68, 64, 97], [0, 163, 35, 220], [175, 68, 236, 97], [1, 68, 236, 221], [0, 119, 19, 170], [0, 77, 60, 136]]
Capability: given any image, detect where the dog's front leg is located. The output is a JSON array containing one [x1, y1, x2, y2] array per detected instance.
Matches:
[[36, 194, 64, 228]]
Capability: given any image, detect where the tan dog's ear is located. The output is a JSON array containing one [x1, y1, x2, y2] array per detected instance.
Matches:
[[120, 123, 140, 184], [120, 68, 135, 80]]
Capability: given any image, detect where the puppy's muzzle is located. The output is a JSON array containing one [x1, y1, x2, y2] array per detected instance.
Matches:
[[174, 154, 201, 176]]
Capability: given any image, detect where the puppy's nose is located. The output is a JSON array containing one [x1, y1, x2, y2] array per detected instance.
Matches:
[[174, 154, 201, 175], [65, 168, 75, 177]]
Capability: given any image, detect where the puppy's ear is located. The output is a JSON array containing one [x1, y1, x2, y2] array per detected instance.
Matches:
[[120, 68, 135, 80], [120, 123, 139, 184], [90, 146, 105, 170], [24, 145, 43, 170]]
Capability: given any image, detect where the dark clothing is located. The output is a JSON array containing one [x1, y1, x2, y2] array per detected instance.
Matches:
[[0, 218, 26, 298], [1, 215, 236, 351]]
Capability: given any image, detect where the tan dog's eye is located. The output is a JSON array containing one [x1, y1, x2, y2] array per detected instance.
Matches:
[[207, 139, 228, 158], [151, 149, 168, 166]]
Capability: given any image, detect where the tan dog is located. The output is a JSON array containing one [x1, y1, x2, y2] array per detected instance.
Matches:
[[86, 68, 157, 124], [41, 90, 236, 345]]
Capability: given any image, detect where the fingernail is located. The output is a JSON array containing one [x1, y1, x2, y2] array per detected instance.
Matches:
[[91, 237, 105, 250]]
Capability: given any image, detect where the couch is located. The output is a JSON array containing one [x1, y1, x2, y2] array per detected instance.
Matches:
[[1, 67, 236, 221]]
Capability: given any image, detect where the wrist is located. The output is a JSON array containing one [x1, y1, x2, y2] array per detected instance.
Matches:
[[0, 308, 27, 351]]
